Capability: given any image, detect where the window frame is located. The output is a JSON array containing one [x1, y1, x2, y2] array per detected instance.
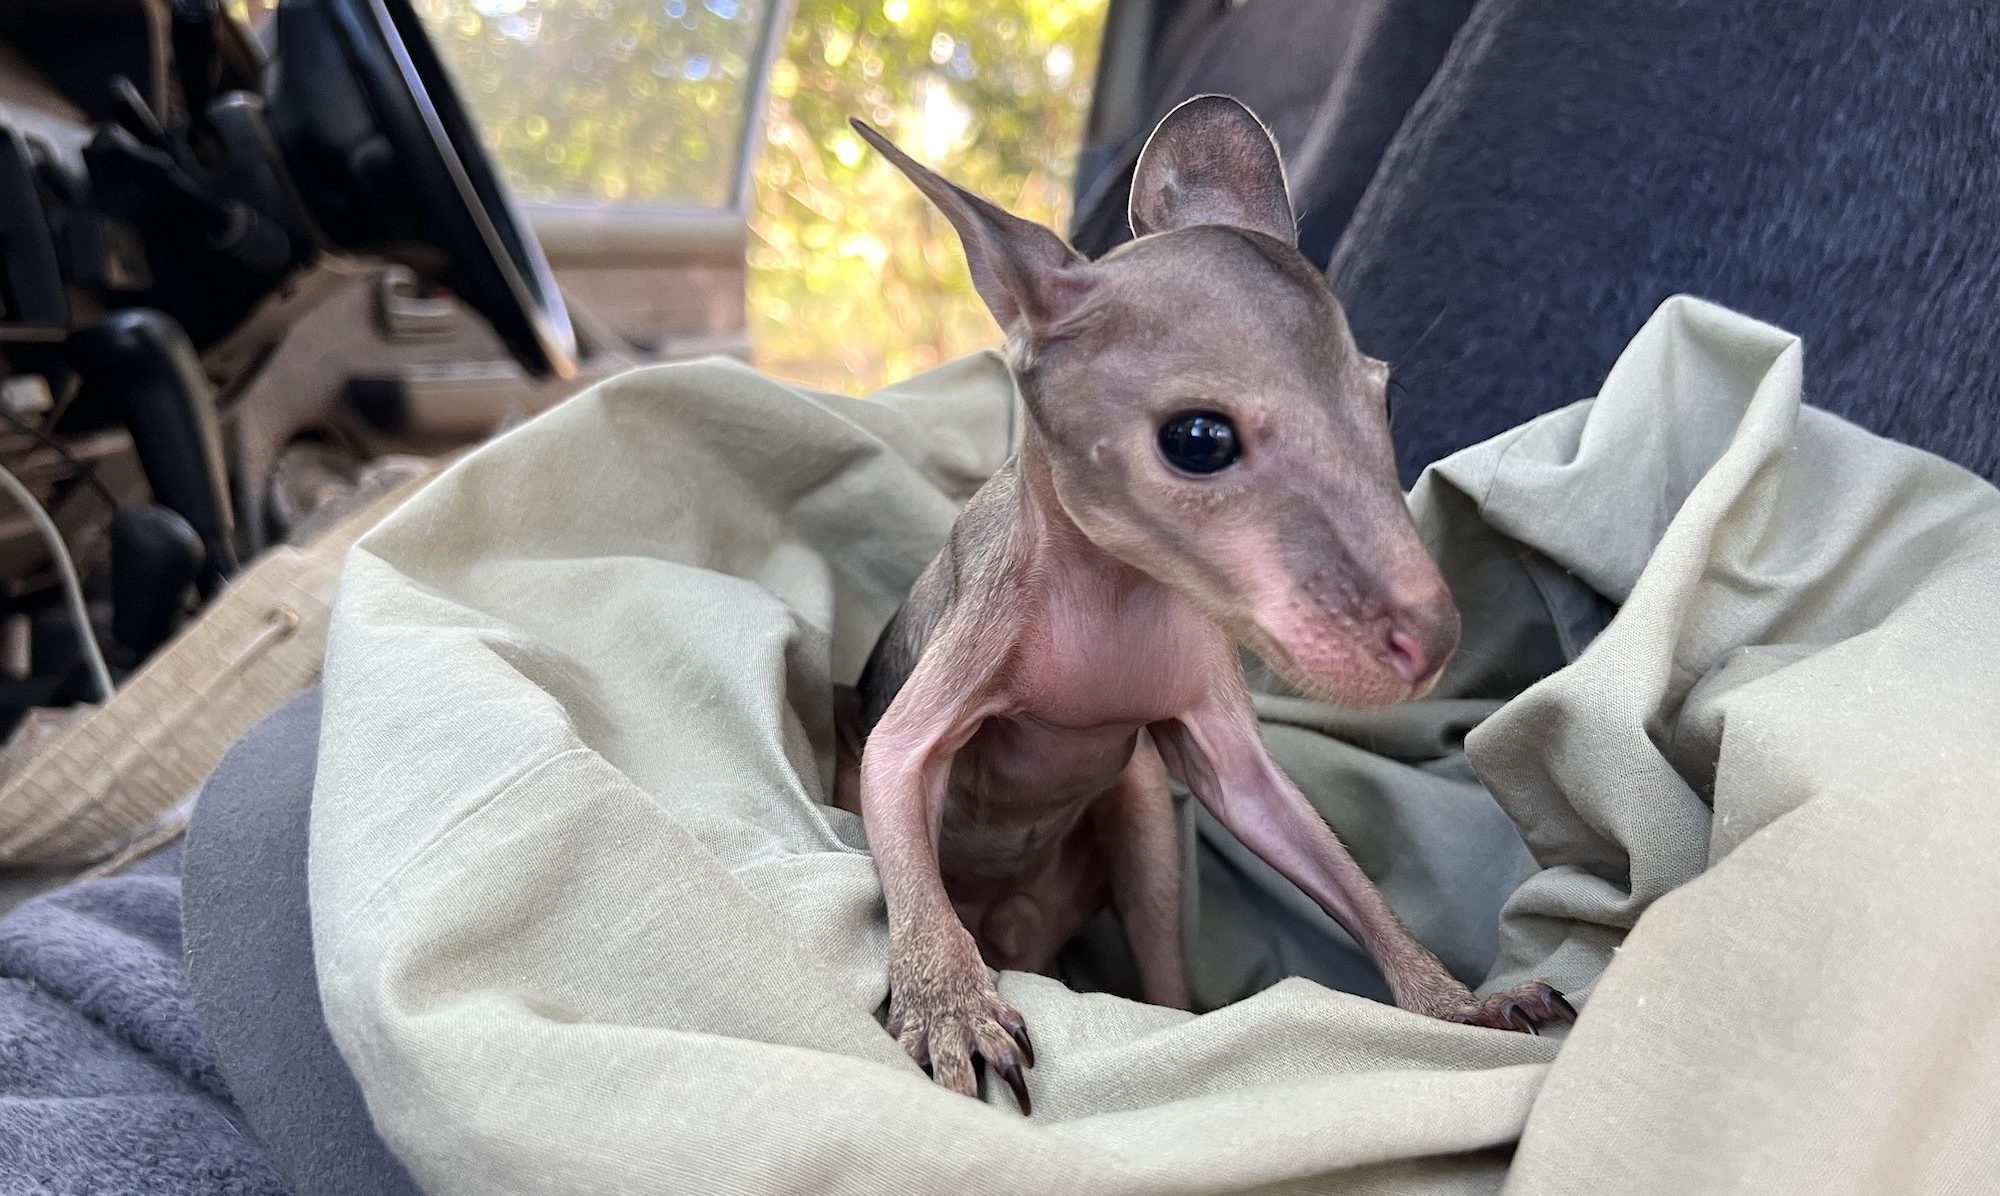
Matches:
[[516, 0, 797, 254]]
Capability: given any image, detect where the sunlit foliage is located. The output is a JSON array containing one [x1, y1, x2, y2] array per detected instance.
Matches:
[[405, 0, 769, 208], [749, 0, 1105, 390]]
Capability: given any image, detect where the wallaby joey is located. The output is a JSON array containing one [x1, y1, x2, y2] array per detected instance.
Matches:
[[834, 95, 1572, 1117]]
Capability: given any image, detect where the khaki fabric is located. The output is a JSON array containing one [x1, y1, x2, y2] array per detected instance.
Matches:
[[311, 296, 2000, 1194]]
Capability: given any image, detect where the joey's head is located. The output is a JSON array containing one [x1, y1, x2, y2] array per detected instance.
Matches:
[[852, 95, 1457, 705]]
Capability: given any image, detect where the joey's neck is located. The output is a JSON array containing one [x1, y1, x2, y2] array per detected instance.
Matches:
[[1013, 429, 1088, 552], [1012, 428, 1139, 583]]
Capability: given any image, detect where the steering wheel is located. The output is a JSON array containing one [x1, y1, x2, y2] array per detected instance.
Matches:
[[270, 0, 577, 378]]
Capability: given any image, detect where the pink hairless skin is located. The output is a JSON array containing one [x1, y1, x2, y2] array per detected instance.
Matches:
[[832, 95, 1572, 1117]]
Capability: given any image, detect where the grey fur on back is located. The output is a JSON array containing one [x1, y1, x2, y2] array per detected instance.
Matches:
[[855, 459, 1024, 733]]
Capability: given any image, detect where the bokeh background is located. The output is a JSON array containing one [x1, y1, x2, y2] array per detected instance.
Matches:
[[228, 0, 1108, 392]]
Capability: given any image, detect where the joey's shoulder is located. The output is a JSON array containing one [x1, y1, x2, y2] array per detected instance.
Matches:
[[856, 461, 1034, 725], [942, 458, 1036, 591]]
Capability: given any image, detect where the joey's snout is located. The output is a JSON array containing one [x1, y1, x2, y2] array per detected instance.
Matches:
[[1379, 581, 1460, 688], [1284, 569, 1458, 703], [1209, 529, 1461, 707]]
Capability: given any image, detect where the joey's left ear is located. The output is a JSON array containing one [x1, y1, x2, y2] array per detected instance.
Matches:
[[1129, 94, 1295, 245], [851, 118, 1088, 335]]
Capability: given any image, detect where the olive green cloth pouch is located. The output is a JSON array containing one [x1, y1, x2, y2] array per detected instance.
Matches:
[[311, 296, 2000, 1193]]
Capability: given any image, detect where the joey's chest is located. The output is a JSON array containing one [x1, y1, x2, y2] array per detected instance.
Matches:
[[1007, 571, 1223, 728]]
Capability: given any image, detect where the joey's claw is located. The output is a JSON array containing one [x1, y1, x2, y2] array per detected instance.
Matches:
[[998, 1061, 1032, 1116], [1447, 981, 1576, 1034], [1002, 1017, 1036, 1067], [889, 975, 1036, 1113]]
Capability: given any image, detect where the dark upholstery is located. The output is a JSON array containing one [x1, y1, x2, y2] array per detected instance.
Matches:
[[0, 690, 416, 1196], [1069, 0, 1479, 268], [1329, 0, 2000, 486], [182, 689, 422, 1196]]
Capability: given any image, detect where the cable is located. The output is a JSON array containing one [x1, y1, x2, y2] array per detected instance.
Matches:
[[0, 462, 115, 700], [0, 406, 119, 513]]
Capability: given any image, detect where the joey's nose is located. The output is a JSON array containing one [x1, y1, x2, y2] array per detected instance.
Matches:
[[1382, 604, 1460, 684]]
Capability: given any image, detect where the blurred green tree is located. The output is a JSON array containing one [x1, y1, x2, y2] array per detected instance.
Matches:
[[403, 0, 768, 208], [750, 0, 1105, 390]]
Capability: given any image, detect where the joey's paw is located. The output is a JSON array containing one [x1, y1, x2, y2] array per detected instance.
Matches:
[[887, 975, 1035, 1114], [1446, 981, 1577, 1034]]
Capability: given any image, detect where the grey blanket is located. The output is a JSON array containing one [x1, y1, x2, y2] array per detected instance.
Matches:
[[0, 845, 289, 1195]]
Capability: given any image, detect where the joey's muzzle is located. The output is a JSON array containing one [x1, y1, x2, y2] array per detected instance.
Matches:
[[1224, 536, 1460, 706], [1379, 578, 1460, 686]]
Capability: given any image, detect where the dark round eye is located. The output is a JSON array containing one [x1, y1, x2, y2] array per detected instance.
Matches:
[[1157, 410, 1240, 475]]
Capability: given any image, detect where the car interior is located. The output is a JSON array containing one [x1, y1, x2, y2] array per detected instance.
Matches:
[[0, 0, 1996, 1192]]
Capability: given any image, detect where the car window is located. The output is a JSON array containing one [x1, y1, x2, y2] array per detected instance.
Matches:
[[412, 0, 780, 209], [224, 0, 782, 210], [227, 0, 1109, 393]]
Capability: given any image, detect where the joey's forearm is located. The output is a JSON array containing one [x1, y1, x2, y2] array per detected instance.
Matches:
[[858, 768, 954, 927]]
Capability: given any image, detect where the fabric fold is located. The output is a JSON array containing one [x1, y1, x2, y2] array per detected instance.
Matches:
[[312, 296, 2000, 1194]]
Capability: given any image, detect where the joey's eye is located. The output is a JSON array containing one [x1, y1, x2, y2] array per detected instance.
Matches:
[[1157, 410, 1240, 475]]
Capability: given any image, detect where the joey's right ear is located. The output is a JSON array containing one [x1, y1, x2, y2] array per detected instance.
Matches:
[[1129, 95, 1295, 244], [851, 119, 1088, 334]]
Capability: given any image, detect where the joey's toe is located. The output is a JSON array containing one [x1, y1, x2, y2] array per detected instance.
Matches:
[[1450, 981, 1577, 1034], [889, 981, 1036, 1114]]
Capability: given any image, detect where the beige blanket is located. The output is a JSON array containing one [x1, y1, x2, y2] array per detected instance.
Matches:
[[310, 296, 2000, 1194]]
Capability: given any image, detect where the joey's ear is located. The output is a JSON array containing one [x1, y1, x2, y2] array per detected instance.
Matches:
[[851, 118, 1087, 333], [1129, 94, 1295, 244]]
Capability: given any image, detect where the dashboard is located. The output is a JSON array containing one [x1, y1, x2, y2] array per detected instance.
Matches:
[[0, 0, 573, 726]]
